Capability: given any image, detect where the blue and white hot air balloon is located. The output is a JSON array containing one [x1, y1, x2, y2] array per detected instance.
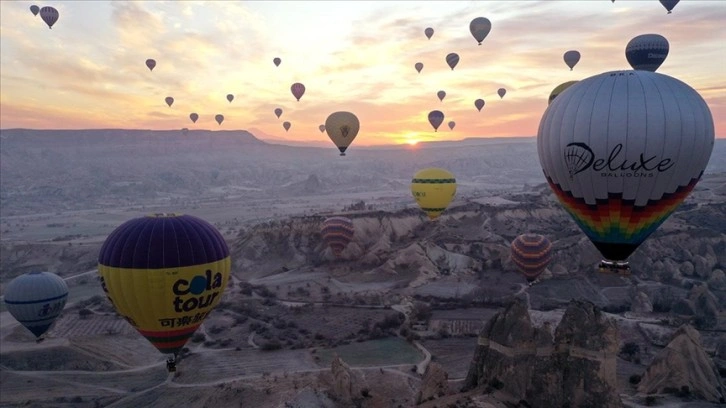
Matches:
[[4, 272, 68, 340], [626, 34, 669, 72]]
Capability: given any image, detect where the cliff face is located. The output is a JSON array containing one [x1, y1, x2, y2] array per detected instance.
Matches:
[[464, 299, 622, 408], [638, 325, 725, 403]]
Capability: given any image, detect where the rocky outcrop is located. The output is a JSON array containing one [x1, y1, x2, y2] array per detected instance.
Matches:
[[638, 325, 725, 403], [329, 355, 358, 403], [631, 291, 653, 314], [417, 362, 449, 404], [465, 299, 621, 408]]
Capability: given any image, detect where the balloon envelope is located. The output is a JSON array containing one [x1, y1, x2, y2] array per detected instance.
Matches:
[[39, 6, 59, 29], [424, 27, 434, 39], [226, 94, 234, 103], [548, 81, 578, 105], [325, 111, 360, 156], [626, 34, 669, 72], [448, 121, 455, 130], [274, 108, 283, 118], [30, 5, 40, 16], [189, 113, 198, 123], [411, 168, 457, 220], [273, 57, 281, 67], [428, 110, 444, 131], [319, 124, 326, 133], [474, 99, 485, 112], [437, 90, 446, 101], [165, 97, 174, 107], [659, 0, 679, 13], [145, 59, 156, 71], [498, 88, 506, 99], [563, 50, 581, 70], [283, 121, 291, 132], [98, 214, 230, 356], [4, 272, 68, 339], [510, 234, 552, 282], [446, 53, 460, 70], [538, 70, 714, 263], [215, 114, 224, 125], [291, 83, 306, 101], [415, 62, 424, 73], [469, 17, 492, 45], [321, 217, 355, 256]]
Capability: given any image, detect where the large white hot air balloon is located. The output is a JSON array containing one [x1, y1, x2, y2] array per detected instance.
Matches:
[[3, 272, 68, 340], [538, 70, 714, 274]]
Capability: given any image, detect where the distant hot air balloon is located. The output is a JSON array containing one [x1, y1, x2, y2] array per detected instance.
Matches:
[[226, 94, 234, 103], [538, 70, 714, 274], [448, 121, 456, 130], [291, 83, 305, 101], [563, 50, 581, 71], [215, 114, 224, 125], [189, 113, 198, 123], [659, 0, 679, 13], [98, 214, 230, 367], [3, 272, 68, 341], [411, 168, 457, 220], [273, 57, 281, 67], [510, 234, 552, 282], [445, 53, 460, 70], [30, 5, 40, 16], [497, 88, 506, 99], [165, 97, 174, 107], [626, 34, 669, 72], [181, 128, 189, 136], [321, 217, 355, 257], [274, 108, 283, 119], [424, 27, 434, 40], [145, 59, 156, 71], [415, 62, 424, 73], [325, 111, 360, 156], [319, 124, 326, 133], [283, 121, 291, 132], [428, 110, 444, 132], [469, 17, 492, 45], [39, 6, 59, 29], [437, 90, 446, 102], [474, 99, 485, 112], [548, 81, 578, 105]]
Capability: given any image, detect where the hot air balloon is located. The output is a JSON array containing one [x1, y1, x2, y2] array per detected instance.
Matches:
[[274, 108, 283, 118], [563, 50, 581, 71], [30, 5, 40, 16], [411, 168, 457, 220], [321, 217, 355, 257], [424, 27, 434, 40], [181, 128, 189, 136], [98, 214, 230, 370], [145, 59, 156, 71], [273, 57, 281, 67], [626, 34, 669, 72], [474, 99, 485, 112], [659, 0, 679, 13], [538, 70, 714, 274], [215, 114, 224, 125], [3, 272, 68, 341], [548, 81, 578, 105], [189, 113, 198, 123], [226, 94, 234, 103], [428, 110, 444, 132], [437, 90, 446, 102], [469, 17, 492, 45], [325, 111, 360, 156], [291, 83, 305, 101], [446, 53, 460, 70], [510, 234, 552, 282], [448, 121, 455, 130], [415, 62, 424, 73], [498, 88, 506, 99], [283, 121, 291, 132], [39, 6, 59, 29], [165, 97, 174, 107], [319, 124, 326, 133]]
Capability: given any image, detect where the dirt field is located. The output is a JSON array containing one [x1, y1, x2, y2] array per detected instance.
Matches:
[[314, 337, 423, 368]]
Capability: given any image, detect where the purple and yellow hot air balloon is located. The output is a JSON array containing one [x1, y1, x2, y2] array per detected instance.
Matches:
[[321, 217, 355, 257], [510, 234, 552, 282]]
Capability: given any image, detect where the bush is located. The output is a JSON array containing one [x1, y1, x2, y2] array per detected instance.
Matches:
[[645, 396, 656, 406], [191, 333, 206, 343], [261, 340, 282, 351], [629, 374, 641, 385]]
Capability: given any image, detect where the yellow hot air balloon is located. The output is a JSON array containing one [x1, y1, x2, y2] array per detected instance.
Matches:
[[548, 81, 578, 105], [325, 111, 360, 156], [411, 168, 457, 220]]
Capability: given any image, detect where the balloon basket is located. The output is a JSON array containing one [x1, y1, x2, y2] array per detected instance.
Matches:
[[597, 260, 631, 276]]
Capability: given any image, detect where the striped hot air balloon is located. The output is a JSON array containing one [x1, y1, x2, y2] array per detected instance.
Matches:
[[510, 234, 552, 282], [445, 53, 460, 70], [321, 217, 355, 257], [3, 272, 68, 340], [411, 168, 457, 220], [97, 213, 230, 361]]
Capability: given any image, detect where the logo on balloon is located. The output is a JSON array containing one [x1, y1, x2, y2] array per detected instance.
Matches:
[[565, 142, 674, 179], [340, 125, 350, 138], [172, 269, 223, 313], [647, 53, 667, 59]]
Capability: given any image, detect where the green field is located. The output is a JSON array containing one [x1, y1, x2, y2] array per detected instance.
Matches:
[[316, 337, 423, 367]]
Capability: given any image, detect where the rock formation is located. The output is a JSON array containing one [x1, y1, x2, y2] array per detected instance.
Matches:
[[465, 298, 622, 408], [638, 325, 725, 403], [329, 354, 358, 403], [631, 291, 653, 314], [417, 362, 450, 404]]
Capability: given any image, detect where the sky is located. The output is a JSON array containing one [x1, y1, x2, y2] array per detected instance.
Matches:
[[0, 1, 724, 146]]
